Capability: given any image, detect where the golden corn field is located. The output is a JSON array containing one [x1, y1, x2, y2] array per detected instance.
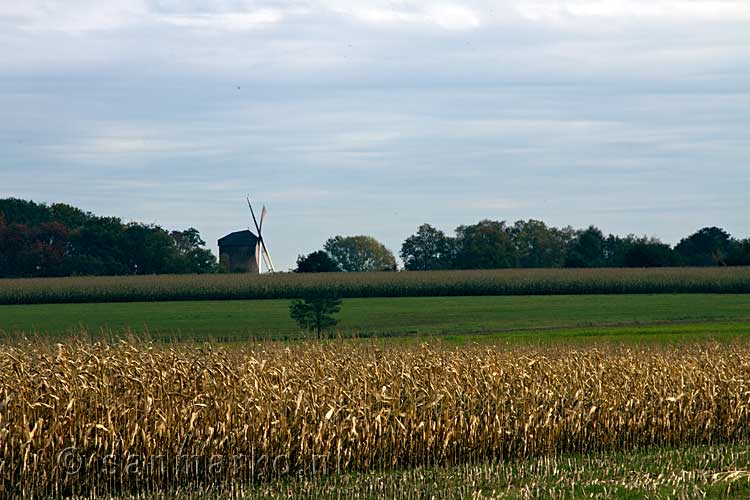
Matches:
[[2, 266, 750, 305], [4, 339, 750, 498]]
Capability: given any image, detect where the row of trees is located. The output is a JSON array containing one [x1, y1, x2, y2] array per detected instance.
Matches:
[[3, 199, 748, 278], [297, 221, 750, 273], [0, 198, 217, 278]]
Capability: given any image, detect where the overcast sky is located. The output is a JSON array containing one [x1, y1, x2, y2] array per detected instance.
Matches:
[[1, 1, 748, 270]]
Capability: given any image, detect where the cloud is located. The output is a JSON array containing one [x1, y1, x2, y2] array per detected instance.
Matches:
[[342, 3, 481, 30], [0, 0, 748, 269], [159, 10, 284, 31], [2, 1, 146, 33], [4, 0, 749, 39], [2, 0, 748, 81], [35, 121, 232, 165], [467, 199, 524, 211], [514, 0, 750, 23], [565, 0, 750, 20]]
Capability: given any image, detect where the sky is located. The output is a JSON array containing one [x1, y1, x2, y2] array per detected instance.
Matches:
[[1, 0, 748, 270]]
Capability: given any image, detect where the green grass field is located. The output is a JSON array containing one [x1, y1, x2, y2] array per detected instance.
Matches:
[[2, 293, 749, 342]]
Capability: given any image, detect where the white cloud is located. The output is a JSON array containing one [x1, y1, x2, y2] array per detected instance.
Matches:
[[427, 5, 481, 30], [345, 3, 480, 30], [38, 121, 231, 164], [2, 0, 749, 77], [3, 0, 146, 33], [159, 10, 283, 31], [517, 0, 750, 21], [3, 0, 750, 38]]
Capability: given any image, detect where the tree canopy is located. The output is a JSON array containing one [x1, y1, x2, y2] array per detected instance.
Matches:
[[289, 295, 342, 339], [454, 220, 516, 269], [324, 235, 397, 272], [0, 198, 217, 277], [564, 226, 607, 268], [400, 224, 454, 271], [675, 227, 732, 266], [400, 220, 748, 271], [295, 250, 342, 273], [511, 220, 572, 268], [3, 198, 748, 277]]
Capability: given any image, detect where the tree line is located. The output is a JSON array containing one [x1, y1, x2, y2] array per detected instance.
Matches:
[[2, 198, 749, 278], [0, 198, 217, 278], [298, 221, 750, 273]]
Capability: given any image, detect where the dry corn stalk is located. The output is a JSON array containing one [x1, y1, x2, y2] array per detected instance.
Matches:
[[3, 339, 750, 497]]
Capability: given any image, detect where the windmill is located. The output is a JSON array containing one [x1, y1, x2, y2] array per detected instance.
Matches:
[[247, 196, 275, 273]]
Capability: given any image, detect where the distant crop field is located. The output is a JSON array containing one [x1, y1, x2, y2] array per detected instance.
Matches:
[[7, 339, 750, 498], [1, 267, 750, 305]]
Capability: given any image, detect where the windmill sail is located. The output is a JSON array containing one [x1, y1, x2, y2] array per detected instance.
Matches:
[[247, 197, 275, 273], [258, 205, 275, 272], [260, 246, 275, 273], [255, 241, 262, 274]]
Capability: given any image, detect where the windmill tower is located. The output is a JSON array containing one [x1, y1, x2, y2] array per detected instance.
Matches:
[[217, 198, 276, 274], [246, 197, 275, 273]]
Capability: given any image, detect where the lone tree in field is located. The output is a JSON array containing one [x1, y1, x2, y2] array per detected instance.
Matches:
[[289, 296, 342, 339]]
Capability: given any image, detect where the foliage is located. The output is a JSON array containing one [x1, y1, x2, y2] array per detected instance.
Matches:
[[0, 198, 216, 277], [565, 226, 606, 267], [624, 240, 677, 267], [294, 250, 341, 273], [400, 224, 455, 271], [1, 267, 750, 306], [675, 226, 733, 266], [729, 239, 750, 266], [170, 228, 218, 274], [454, 220, 516, 269], [324, 235, 397, 272], [6, 340, 750, 497], [510, 219, 573, 268], [399, 221, 680, 270], [398, 221, 739, 270], [289, 295, 342, 338], [3, 198, 750, 277]]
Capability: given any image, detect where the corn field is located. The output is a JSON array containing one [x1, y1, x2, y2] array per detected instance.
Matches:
[[1, 267, 750, 305], [4, 339, 750, 498]]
